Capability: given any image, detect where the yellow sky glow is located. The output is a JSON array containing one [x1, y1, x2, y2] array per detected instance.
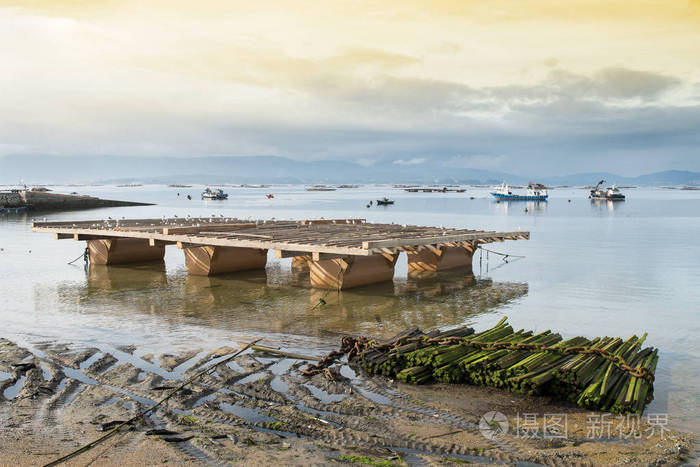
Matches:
[[1, 0, 698, 170]]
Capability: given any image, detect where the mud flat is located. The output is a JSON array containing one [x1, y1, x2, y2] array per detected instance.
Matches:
[[0, 337, 693, 466], [0, 190, 151, 212]]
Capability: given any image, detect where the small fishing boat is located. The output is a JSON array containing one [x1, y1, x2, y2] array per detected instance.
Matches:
[[589, 180, 625, 201], [265, 193, 275, 199], [490, 182, 548, 201], [376, 197, 394, 205], [201, 188, 228, 200]]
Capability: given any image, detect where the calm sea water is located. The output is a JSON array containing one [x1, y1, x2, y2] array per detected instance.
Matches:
[[1, 184, 699, 436]]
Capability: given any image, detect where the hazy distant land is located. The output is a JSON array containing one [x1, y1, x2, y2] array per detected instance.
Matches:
[[1, 155, 699, 186]]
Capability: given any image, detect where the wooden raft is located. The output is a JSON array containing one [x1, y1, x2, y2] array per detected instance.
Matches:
[[32, 217, 529, 289]]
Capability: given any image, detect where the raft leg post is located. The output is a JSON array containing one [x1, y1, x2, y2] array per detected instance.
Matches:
[[406, 245, 474, 273], [309, 254, 398, 290], [87, 238, 166, 265], [182, 245, 268, 276], [291, 256, 312, 271]]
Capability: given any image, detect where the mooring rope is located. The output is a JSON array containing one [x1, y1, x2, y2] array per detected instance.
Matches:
[[477, 246, 525, 261], [67, 247, 89, 265], [310, 261, 345, 310]]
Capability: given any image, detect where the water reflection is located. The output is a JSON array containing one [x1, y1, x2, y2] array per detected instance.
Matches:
[[492, 200, 548, 215], [87, 261, 168, 293], [55, 262, 529, 340], [590, 198, 618, 213]]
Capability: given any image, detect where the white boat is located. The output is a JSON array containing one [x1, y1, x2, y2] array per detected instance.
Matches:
[[490, 182, 548, 201], [201, 188, 228, 200], [589, 180, 625, 201]]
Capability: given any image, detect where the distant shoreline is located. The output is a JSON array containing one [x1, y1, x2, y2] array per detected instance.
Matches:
[[0, 190, 152, 212]]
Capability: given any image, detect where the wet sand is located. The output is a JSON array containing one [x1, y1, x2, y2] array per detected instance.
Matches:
[[0, 337, 693, 466]]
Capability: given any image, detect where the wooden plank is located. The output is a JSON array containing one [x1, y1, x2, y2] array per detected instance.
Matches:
[[300, 219, 365, 225], [274, 250, 311, 259], [162, 223, 256, 235], [380, 252, 397, 262], [32, 218, 529, 257], [362, 231, 529, 249], [312, 252, 352, 261], [176, 242, 201, 250], [426, 244, 443, 256], [201, 231, 273, 239], [33, 217, 241, 229], [149, 239, 177, 247], [74, 234, 115, 241]]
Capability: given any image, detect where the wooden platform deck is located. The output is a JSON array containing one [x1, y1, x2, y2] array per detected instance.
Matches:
[[32, 217, 528, 256], [32, 217, 529, 289]]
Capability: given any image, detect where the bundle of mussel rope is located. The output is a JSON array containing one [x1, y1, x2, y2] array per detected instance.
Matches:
[[319, 318, 658, 415]]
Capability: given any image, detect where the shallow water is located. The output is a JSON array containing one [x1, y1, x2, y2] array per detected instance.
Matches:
[[1, 184, 699, 435]]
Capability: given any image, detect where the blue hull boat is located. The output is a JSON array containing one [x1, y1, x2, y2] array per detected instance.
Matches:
[[490, 193, 548, 201], [490, 182, 548, 201]]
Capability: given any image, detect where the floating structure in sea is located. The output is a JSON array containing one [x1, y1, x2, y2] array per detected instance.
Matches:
[[32, 217, 529, 290], [404, 187, 466, 193], [201, 188, 228, 200], [305, 185, 336, 191]]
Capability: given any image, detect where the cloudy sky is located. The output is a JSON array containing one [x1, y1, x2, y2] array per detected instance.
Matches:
[[1, 0, 699, 176]]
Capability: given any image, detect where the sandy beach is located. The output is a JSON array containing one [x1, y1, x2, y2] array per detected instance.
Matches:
[[1, 336, 693, 466]]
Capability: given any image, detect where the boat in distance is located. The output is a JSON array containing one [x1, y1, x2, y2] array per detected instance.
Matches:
[[376, 197, 395, 205], [490, 182, 548, 201], [589, 180, 625, 201], [201, 188, 228, 200]]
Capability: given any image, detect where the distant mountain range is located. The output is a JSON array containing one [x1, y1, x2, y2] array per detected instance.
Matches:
[[1, 155, 699, 186]]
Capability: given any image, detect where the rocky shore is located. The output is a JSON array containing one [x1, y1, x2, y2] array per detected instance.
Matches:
[[0, 190, 151, 211], [0, 337, 693, 466]]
